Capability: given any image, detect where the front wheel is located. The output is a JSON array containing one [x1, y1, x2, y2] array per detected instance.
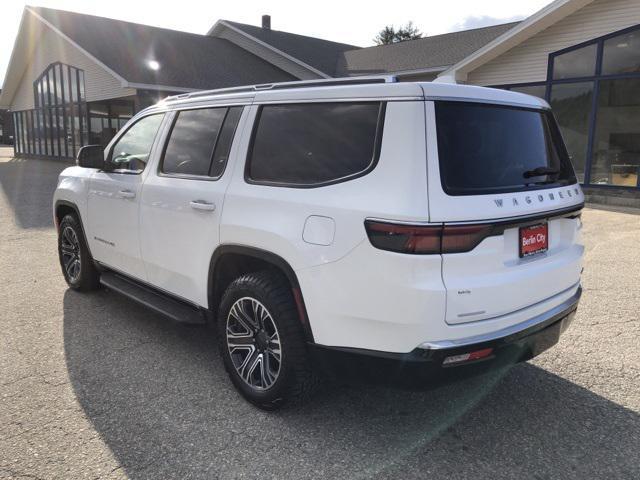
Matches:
[[218, 270, 318, 410], [57, 214, 100, 291]]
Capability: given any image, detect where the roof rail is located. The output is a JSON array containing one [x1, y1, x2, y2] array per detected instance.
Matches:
[[164, 76, 398, 102]]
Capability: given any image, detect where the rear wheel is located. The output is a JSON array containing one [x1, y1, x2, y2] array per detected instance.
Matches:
[[218, 270, 317, 410], [57, 214, 100, 291]]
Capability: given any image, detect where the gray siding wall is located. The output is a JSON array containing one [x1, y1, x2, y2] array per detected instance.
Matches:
[[215, 25, 323, 80], [467, 0, 640, 86], [10, 22, 135, 111]]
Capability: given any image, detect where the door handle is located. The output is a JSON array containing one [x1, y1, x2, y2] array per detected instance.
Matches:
[[117, 189, 136, 199], [190, 200, 216, 212]]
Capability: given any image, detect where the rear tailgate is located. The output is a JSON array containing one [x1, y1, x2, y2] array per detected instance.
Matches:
[[425, 99, 584, 324]]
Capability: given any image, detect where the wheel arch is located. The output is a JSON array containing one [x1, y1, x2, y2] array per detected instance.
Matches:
[[54, 200, 94, 257], [54, 200, 82, 228], [208, 245, 314, 342]]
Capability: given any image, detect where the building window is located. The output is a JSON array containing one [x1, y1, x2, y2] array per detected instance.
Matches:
[[589, 78, 640, 187], [12, 62, 87, 159], [88, 100, 135, 147], [552, 44, 598, 80], [490, 82, 548, 100], [497, 24, 640, 190], [546, 24, 640, 189], [510, 84, 547, 99], [12, 112, 20, 154], [602, 29, 640, 76], [549, 82, 594, 183]]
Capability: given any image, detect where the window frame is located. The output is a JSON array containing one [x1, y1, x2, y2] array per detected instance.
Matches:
[[244, 101, 387, 189], [158, 105, 244, 181], [105, 112, 166, 175]]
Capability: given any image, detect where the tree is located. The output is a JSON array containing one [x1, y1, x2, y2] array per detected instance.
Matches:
[[374, 22, 422, 45]]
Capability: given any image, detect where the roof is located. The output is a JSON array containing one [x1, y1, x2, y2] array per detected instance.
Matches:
[[219, 21, 360, 76], [336, 22, 520, 76], [28, 7, 295, 91]]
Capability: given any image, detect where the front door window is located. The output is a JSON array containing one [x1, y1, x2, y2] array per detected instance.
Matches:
[[108, 114, 164, 173]]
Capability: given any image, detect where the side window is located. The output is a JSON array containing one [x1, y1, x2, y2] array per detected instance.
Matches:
[[247, 102, 384, 187], [109, 114, 164, 173], [161, 106, 244, 178]]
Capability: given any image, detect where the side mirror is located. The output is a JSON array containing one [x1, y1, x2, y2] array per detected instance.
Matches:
[[76, 145, 104, 169]]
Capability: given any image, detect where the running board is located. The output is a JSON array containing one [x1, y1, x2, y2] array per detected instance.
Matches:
[[100, 271, 206, 325]]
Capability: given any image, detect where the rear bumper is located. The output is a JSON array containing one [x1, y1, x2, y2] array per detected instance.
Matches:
[[308, 286, 581, 387]]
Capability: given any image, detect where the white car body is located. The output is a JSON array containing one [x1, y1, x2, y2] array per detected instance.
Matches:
[[54, 79, 583, 357]]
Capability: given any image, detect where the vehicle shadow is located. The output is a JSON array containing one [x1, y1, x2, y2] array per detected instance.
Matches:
[[63, 289, 640, 480], [0, 156, 71, 230]]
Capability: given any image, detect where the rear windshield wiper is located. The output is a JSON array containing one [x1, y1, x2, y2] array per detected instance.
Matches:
[[523, 166, 560, 178]]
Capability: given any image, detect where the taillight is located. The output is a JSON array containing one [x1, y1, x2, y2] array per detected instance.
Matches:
[[441, 224, 493, 253], [365, 221, 494, 254], [364, 221, 441, 254]]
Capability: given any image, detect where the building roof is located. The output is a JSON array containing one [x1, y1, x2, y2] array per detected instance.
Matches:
[[29, 7, 295, 91], [336, 22, 520, 76], [219, 21, 359, 76], [213, 19, 520, 77]]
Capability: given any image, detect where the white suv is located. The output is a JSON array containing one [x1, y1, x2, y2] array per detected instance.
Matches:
[[53, 77, 584, 410]]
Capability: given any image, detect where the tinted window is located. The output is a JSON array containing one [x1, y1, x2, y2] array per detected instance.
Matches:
[[162, 108, 226, 176], [435, 102, 576, 195], [248, 102, 383, 186], [110, 114, 164, 173], [162, 106, 243, 177], [210, 107, 243, 177]]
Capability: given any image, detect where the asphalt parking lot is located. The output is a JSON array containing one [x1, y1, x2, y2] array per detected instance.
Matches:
[[1, 150, 639, 479]]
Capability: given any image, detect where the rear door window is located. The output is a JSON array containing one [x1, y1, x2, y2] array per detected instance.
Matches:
[[161, 106, 243, 178], [435, 101, 577, 195], [247, 102, 385, 187]]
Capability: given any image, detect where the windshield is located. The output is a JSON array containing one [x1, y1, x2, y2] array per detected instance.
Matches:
[[435, 101, 577, 196]]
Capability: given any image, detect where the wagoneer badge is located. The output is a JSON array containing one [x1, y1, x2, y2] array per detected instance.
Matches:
[[494, 187, 581, 208]]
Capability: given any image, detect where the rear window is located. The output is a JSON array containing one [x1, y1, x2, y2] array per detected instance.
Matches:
[[247, 102, 384, 187], [435, 101, 577, 196]]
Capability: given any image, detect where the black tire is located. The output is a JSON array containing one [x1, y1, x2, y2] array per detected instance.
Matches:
[[57, 213, 100, 291], [217, 270, 318, 410]]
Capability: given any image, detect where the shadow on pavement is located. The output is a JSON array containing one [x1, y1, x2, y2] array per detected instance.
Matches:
[[0, 157, 71, 229], [63, 288, 640, 479]]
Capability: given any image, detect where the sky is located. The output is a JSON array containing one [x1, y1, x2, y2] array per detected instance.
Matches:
[[0, 0, 552, 82]]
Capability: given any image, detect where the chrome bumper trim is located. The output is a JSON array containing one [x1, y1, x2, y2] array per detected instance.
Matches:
[[419, 286, 581, 350]]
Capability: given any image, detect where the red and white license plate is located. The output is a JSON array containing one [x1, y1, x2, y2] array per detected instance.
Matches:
[[519, 223, 549, 258]]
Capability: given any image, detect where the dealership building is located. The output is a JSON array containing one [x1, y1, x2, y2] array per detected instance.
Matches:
[[1, 0, 639, 205]]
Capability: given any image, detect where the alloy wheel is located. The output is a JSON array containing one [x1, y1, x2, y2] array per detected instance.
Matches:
[[226, 297, 282, 390], [60, 225, 81, 282]]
